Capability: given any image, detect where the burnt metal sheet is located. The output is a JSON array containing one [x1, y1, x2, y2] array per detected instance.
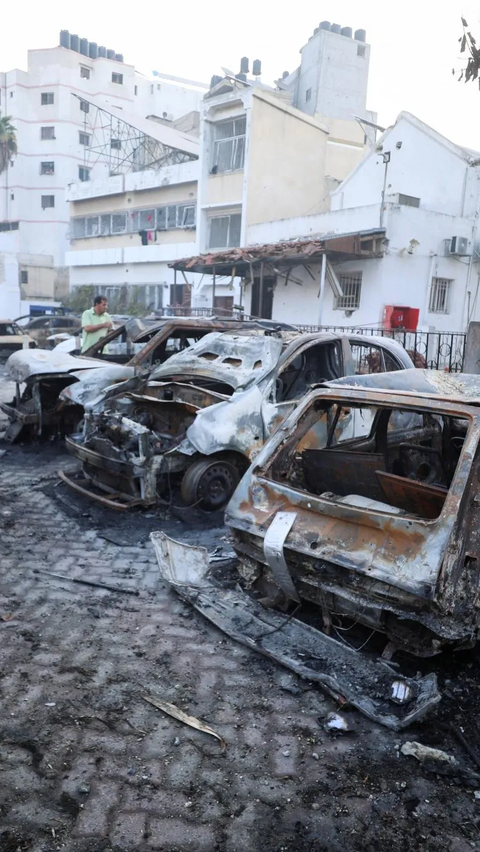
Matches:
[[58, 365, 136, 408], [150, 332, 284, 389], [59, 470, 143, 510], [376, 471, 447, 519], [328, 369, 480, 404], [6, 350, 108, 383], [151, 532, 441, 730], [263, 512, 300, 602]]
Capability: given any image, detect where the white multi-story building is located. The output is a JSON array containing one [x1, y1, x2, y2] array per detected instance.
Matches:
[[65, 24, 377, 315], [177, 112, 480, 341], [0, 31, 206, 317]]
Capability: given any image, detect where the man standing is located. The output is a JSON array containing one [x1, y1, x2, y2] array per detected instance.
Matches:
[[81, 296, 113, 353]]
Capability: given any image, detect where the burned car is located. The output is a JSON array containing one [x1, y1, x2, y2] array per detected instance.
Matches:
[[0, 317, 260, 443], [151, 370, 480, 729], [225, 369, 480, 658], [61, 330, 414, 510]]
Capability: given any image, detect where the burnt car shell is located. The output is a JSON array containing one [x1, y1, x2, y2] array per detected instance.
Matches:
[[226, 371, 480, 657], [61, 332, 414, 510], [1, 317, 270, 443]]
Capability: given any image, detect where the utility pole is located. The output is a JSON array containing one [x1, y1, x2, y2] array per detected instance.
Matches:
[[379, 151, 391, 229]]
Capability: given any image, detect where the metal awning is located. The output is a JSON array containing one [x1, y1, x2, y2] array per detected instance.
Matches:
[[169, 229, 386, 276]]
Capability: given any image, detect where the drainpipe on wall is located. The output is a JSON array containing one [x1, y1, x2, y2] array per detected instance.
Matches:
[[317, 252, 327, 325]]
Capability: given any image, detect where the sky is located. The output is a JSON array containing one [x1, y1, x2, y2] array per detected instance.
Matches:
[[2, 0, 480, 149]]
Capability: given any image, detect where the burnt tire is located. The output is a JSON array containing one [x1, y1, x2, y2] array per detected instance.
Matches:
[[181, 458, 240, 511]]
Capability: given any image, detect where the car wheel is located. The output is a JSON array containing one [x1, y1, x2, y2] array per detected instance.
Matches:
[[181, 458, 240, 511]]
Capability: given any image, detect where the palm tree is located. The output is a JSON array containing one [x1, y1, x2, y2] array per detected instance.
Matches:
[[0, 115, 17, 175]]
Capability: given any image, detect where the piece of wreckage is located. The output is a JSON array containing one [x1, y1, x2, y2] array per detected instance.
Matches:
[[0, 317, 268, 443], [152, 370, 480, 729], [60, 329, 414, 510]]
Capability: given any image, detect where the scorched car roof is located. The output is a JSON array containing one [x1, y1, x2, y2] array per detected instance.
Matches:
[[328, 369, 480, 404]]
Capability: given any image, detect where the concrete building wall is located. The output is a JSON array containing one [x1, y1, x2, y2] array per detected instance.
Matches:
[[293, 26, 370, 122], [246, 91, 329, 226], [205, 172, 244, 206], [331, 114, 480, 217], [244, 203, 479, 332]]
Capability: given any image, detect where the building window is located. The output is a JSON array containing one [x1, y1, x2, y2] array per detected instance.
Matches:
[[80, 66, 91, 79], [335, 272, 362, 310], [429, 277, 452, 314], [41, 195, 55, 209], [0, 221, 19, 231], [305, 88, 312, 102], [134, 85, 138, 96], [20, 270, 28, 284], [110, 139, 121, 150], [40, 161, 55, 175], [357, 45, 366, 58], [78, 166, 90, 182], [79, 99, 89, 113], [139, 209, 156, 230], [112, 73, 123, 84], [70, 203, 196, 242], [397, 194, 421, 208], [72, 218, 86, 238], [86, 216, 100, 236], [212, 116, 246, 173], [10, 193, 14, 200], [41, 126, 55, 140], [111, 213, 127, 233], [79, 131, 90, 146], [177, 205, 195, 227], [9, 91, 13, 98], [41, 92, 54, 105], [209, 213, 242, 249]]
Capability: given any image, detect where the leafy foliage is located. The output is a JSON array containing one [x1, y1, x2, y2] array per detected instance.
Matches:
[[0, 115, 17, 175]]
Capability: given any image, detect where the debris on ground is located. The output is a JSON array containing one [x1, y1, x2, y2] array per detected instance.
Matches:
[[401, 741, 480, 786], [324, 711, 356, 734], [142, 695, 226, 751]]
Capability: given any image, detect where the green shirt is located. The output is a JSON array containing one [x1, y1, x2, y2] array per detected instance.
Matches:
[[81, 308, 112, 353]]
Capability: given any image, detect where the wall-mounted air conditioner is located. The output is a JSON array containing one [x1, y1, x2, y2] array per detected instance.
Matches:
[[448, 236, 470, 256]]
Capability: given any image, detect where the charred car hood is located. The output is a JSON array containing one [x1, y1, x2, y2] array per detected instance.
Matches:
[[58, 365, 136, 408], [6, 349, 108, 383], [150, 332, 283, 391]]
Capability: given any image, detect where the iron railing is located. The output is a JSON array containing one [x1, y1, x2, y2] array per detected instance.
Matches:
[[295, 325, 467, 372], [149, 309, 468, 372]]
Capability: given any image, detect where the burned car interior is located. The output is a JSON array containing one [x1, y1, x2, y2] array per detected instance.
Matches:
[[275, 341, 343, 401], [270, 399, 468, 521]]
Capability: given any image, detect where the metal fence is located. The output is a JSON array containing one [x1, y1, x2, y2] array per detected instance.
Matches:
[[295, 326, 467, 373], [150, 309, 467, 372]]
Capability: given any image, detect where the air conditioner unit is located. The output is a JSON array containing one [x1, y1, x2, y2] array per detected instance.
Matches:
[[448, 236, 470, 256]]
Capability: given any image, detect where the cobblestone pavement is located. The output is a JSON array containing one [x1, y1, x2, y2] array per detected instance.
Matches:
[[1, 368, 480, 852]]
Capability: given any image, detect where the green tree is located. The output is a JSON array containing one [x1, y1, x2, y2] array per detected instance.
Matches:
[[0, 114, 17, 175]]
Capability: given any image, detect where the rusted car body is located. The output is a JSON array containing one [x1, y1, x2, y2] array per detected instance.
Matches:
[[150, 370, 480, 729], [61, 330, 414, 510], [225, 370, 480, 659], [0, 317, 259, 443]]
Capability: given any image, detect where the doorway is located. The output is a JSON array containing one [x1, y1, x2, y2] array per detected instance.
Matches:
[[213, 296, 234, 316], [250, 276, 275, 319]]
